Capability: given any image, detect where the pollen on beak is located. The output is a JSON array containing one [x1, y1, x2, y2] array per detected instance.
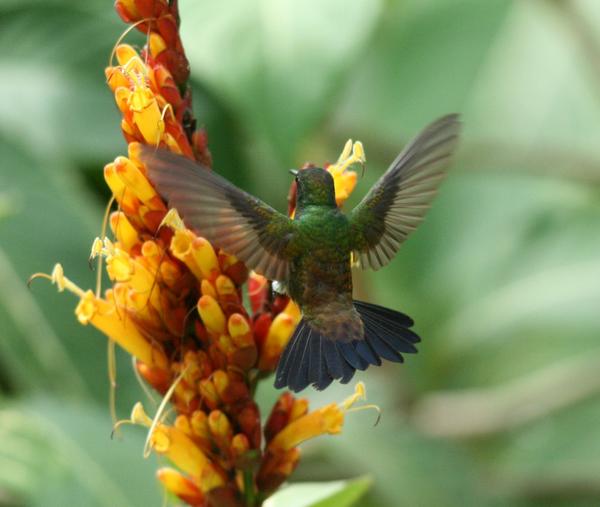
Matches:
[[289, 169, 298, 176]]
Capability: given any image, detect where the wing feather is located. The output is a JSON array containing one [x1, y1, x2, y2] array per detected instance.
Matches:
[[349, 114, 461, 270], [140, 148, 296, 281]]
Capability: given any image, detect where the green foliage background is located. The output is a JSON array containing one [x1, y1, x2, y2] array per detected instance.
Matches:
[[2, 0, 600, 505]]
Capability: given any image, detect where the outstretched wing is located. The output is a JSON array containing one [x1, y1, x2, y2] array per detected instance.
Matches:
[[349, 114, 461, 270], [140, 148, 296, 281]]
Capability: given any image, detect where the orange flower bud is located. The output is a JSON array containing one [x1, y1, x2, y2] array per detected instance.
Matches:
[[227, 313, 252, 346], [75, 290, 168, 370], [156, 468, 205, 506], [190, 410, 210, 442], [149, 32, 168, 58], [264, 392, 294, 443], [197, 295, 226, 335], [231, 433, 250, 461], [191, 237, 220, 280], [150, 424, 225, 492], [114, 156, 165, 210], [236, 402, 261, 449], [201, 279, 217, 298], [199, 377, 221, 410], [208, 410, 233, 445], [110, 212, 139, 252], [258, 312, 297, 371], [175, 414, 193, 436]]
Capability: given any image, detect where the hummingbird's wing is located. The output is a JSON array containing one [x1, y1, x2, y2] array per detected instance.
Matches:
[[140, 148, 296, 282], [349, 114, 461, 270]]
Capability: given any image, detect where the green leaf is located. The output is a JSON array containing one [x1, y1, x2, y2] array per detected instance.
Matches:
[[0, 398, 159, 507], [265, 476, 371, 507]]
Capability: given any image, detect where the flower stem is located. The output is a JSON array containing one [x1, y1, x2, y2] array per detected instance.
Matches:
[[243, 469, 257, 507]]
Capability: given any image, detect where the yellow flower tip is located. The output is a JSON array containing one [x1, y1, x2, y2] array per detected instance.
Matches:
[[164, 133, 184, 154], [269, 402, 345, 453], [73, 286, 168, 370], [115, 44, 139, 67], [227, 313, 251, 339], [127, 140, 143, 162], [197, 295, 226, 335], [353, 141, 365, 163], [104, 161, 126, 196], [114, 156, 158, 204], [190, 410, 210, 440], [131, 93, 164, 145], [150, 425, 226, 492], [191, 237, 220, 280], [150, 426, 171, 453], [114, 86, 132, 114], [208, 410, 233, 440], [175, 415, 193, 436], [282, 299, 302, 323], [105, 66, 130, 91], [289, 398, 309, 422], [159, 208, 185, 232], [156, 468, 204, 503], [258, 313, 297, 370], [199, 378, 221, 410], [215, 275, 235, 296], [231, 433, 250, 455], [337, 139, 353, 164], [211, 370, 230, 397], [110, 212, 139, 251], [149, 32, 167, 58], [105, 249, 134, 282], [75, 290, 98, 325], [329, 139, 366, 177], [171, 229, 193, 258], [201, 279, 217, 298]]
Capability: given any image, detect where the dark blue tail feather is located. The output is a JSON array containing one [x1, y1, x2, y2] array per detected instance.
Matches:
[[274, 300, 420, 392]]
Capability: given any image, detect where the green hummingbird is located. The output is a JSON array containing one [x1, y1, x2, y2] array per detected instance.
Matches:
[[140, 114, 460, 392]]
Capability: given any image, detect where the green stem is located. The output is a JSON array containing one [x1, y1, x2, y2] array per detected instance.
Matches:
[[243, 469, 256, 507]]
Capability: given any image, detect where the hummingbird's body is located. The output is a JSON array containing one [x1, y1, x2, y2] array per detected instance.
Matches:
[[288, 172, 363, 343], [141, 114, 461, 392]]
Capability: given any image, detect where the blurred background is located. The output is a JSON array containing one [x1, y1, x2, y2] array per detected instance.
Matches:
[[2, 0, 600, 505]]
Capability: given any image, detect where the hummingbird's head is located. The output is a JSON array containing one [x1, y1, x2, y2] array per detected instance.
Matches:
[[292, 167, 337, 208]]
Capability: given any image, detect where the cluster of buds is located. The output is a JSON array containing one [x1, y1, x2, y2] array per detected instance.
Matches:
[[33, 1, 366, 506]]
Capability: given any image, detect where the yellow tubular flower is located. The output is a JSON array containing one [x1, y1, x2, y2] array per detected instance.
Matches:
[[268, 403, 344, 453], [156, 468, 205, 506], [258, 311, 300, 371], [150, 424, 226, 492], [197, 295, 226, 335]]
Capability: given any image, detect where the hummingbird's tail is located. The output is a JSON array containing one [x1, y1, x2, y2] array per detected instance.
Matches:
[[274, 300, 420, 393]]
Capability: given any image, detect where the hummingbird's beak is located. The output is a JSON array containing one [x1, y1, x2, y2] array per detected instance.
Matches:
[[289, 169, 299, 176]]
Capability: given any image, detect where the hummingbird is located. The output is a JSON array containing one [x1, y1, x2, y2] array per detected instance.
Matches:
[[140, 114, 461, 392]]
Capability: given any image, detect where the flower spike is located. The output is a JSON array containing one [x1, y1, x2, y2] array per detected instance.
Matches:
[[34, 1, 367, 503]]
